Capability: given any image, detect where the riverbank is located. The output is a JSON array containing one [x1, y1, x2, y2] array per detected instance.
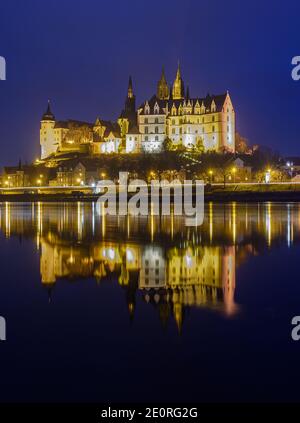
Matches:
[[1, 183, 300, 202]]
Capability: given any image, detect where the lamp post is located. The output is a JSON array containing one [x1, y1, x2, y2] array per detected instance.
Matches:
[[265, 168, 271, 184], [231, 167, 237, 183], [208, 169, 213, 184]]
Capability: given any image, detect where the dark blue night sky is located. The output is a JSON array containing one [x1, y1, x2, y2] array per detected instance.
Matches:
[[0, 0, 299, 166]]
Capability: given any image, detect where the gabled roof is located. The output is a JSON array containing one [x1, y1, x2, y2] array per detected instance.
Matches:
[[102, 121, 121, 138], [138, 93, 228, 115]]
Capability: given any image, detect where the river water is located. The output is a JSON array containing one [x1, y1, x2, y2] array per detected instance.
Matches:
[[0, 202, 299, 402]]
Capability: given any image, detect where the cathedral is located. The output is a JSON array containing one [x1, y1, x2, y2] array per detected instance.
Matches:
[[40, 64, 235, 160]]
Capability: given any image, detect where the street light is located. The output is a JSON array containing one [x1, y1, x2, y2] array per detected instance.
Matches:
[[208, 169, 213, 183], [231, 167, 237, 183], [265, 168, 271, 183]]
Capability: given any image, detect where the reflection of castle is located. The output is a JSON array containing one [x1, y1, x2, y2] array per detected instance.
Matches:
[[39, 235, 237, 329], [2, 201, 300, 331]]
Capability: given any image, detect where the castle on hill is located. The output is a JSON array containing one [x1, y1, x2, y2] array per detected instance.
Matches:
[[40, 64, 235, 160]]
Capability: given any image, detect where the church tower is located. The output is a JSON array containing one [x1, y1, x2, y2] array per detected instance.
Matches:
[[124, 75, 136, 114], [157, 67, 169, 100], [40, 100, 57, 159], [172, 62, 185, 100], [118, 76, 137, 137]]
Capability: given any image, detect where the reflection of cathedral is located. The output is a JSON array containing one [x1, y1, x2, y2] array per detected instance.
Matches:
[[39, 238, 236, 320], [2, 201, 300, 331], [39, 238, 237, 329]]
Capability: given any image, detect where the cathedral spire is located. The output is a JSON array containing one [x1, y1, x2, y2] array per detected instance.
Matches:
[[186, 85, 190, 100], [172, 61, 185, 100], [119, 75, 136, 129], [157, 66, 169, 100], [176, 60, 181, 79], [127, 75, 134, 99]]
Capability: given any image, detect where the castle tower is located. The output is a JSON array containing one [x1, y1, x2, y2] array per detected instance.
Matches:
[[40, 100, 57, 159], [172, 62, 185, 100], [157, 67, 169, 100]]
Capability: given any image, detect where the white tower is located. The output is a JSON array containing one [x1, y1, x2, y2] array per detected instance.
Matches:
[[40, 100, 57, 159]]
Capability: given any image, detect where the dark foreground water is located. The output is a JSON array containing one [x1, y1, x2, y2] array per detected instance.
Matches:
[[0, 202, 300, 402]]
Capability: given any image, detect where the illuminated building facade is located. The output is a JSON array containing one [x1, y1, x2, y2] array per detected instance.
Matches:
[[40, 65, 235, 159], [138, 64, 235, 153]]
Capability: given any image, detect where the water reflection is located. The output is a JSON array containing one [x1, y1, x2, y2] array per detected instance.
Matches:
[[1, 201, 300, 331]]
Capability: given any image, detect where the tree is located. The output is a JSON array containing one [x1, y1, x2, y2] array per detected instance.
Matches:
[[195, 137, 204, 153], [235, 132, 249, 154], [162, 137, 173, 152]]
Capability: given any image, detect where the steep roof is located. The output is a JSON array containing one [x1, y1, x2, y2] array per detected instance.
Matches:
[[101, 121, 121, 138], [138, 93, 228, 115], [42, 100, 55, 121]]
